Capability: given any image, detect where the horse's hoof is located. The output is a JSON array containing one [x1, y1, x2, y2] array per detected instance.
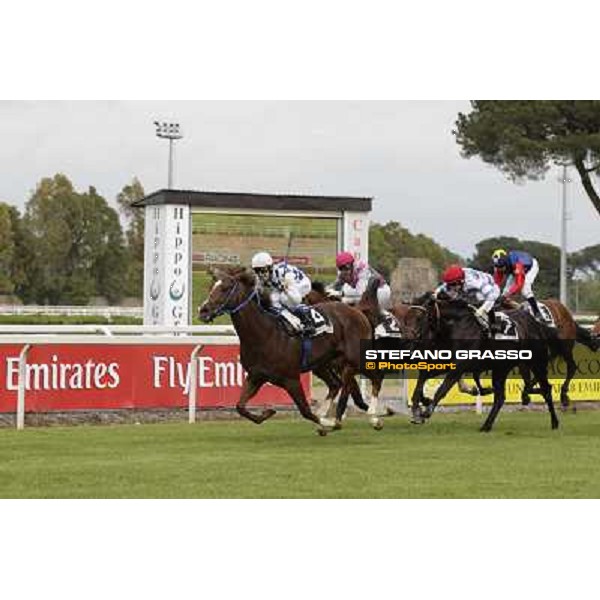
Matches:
[[370, 417, 384, 430], [317, 429, 328, 437], [319, 417, 336, 428], [333, 420, 343, 431], [410, 417, 424, 425], [262, 408, 277, 420], [385, 407, 395, 417]]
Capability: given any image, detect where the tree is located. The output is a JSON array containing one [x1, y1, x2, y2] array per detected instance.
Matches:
[[569, 243, 600, 279], [23, 174, 127, 304], [454, 101, 600, 217], [369, 221, 462, 278], [0, 203, 16, 294], [83, 186, 128, 304], [116, 178, 145, 298], [469, 236, 560, 299]]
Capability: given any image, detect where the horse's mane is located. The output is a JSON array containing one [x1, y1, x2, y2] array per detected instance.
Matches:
[[411, 291, 434, 306], [311, 281, 328, 295], [358, 276, 381, 309]]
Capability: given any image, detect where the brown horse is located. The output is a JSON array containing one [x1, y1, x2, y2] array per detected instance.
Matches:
[[307, 280, 406, 426], [502, 297, 598, 409], [198, 267, 383, 432]]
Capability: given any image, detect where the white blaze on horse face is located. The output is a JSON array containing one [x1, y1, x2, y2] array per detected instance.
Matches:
[[208, 279, 223, 300]]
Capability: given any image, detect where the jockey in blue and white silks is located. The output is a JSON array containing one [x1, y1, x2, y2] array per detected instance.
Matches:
[[251, 251, 312, 333]]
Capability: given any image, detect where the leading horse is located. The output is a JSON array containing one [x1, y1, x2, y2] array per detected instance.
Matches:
[[198, 267, 385, 432]]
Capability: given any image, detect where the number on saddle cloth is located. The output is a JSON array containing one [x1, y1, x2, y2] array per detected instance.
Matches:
[[523, 301, 555, 326], [493, 312, 519, 341], [293, 305, 332, 337], [374, 312, 402, 339]]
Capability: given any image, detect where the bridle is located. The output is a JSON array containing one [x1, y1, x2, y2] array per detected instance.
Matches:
[[206, 278, 258, 319], [407, 299, 441, 339]]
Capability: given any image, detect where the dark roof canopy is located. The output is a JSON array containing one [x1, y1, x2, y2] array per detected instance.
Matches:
[[132, 189, 372, 213]]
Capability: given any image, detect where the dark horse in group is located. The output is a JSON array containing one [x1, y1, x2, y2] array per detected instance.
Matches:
[[198, 267, 387, 432], [402, 296, 560, 432]]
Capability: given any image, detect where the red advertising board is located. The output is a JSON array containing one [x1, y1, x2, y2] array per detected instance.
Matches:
[[0, 344, 310, 412]]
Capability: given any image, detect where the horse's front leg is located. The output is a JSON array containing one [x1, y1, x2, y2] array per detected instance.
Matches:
[[422, 369, 463, 419], [366, 373, 387, 430], [312, 366, 342, 420], [410, 372, 428, 424], [480, 369, 509, 432], [283, 377, 336, 433], [236, 373, 275, 424]]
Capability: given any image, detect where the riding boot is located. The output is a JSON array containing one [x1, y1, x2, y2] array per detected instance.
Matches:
[[279, 308, 304, 336], [527, 297, 543, 321], [488, 308, 500, 334]]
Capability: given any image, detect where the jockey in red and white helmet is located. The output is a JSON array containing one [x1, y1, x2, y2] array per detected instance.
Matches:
[[329, 251, 392, 309], [435, 264, 501, 332]]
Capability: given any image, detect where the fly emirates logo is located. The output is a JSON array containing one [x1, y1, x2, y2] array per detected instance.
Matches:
[[153, 355, 246, 394]]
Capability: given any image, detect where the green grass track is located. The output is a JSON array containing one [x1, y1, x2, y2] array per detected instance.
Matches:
[[1, 411, 600, 498]]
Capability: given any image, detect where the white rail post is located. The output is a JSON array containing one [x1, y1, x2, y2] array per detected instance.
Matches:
[[475, 394, 483, 415], [17, 344, 31, 430], [188, 344, 204, 424]]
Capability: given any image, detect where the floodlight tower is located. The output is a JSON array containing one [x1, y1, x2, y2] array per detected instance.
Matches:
[[558, 164, 571, 305], [154, 121, 183, 189]]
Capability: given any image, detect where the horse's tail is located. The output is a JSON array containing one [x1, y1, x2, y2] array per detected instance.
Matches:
[[575, 323, 599, 352], [532, 319, 563, 360]]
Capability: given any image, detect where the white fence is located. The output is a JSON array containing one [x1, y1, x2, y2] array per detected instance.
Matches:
[[0, 305, 144, 318]]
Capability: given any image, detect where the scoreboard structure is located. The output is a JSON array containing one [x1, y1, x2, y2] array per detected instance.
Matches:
[[133, 189, 372, 326]]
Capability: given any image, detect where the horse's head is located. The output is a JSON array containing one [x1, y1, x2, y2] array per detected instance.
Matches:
[[401, 305, 429, 340], [198, 266, 257, 322]]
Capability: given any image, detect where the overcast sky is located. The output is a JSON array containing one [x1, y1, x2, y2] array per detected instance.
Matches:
[[0, 100, 598, 259]]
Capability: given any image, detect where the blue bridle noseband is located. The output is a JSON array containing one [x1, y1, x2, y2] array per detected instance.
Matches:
[[208, 279, 258, 319]]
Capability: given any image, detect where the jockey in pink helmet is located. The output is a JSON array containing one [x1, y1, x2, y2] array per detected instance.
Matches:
[[328, 251, 392, 309]]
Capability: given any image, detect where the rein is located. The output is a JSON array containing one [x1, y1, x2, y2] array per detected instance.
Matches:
[[210, 280, 258, 318]]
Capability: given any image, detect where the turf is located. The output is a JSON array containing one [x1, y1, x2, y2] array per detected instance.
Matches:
[[1, 411, 600, 498]]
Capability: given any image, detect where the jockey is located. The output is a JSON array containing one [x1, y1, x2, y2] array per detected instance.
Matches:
[[329, 251, 392, 310], [251, 251, 313, 335], [492, 248, 542, 320], [435, 264, 501, 332]]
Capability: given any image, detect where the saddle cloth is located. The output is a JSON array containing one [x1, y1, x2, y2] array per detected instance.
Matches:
[[493, 312, 519, 341], [374, 311, 403, 339], [294, 306, 333, 338], [522, 301, 556, 327]]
